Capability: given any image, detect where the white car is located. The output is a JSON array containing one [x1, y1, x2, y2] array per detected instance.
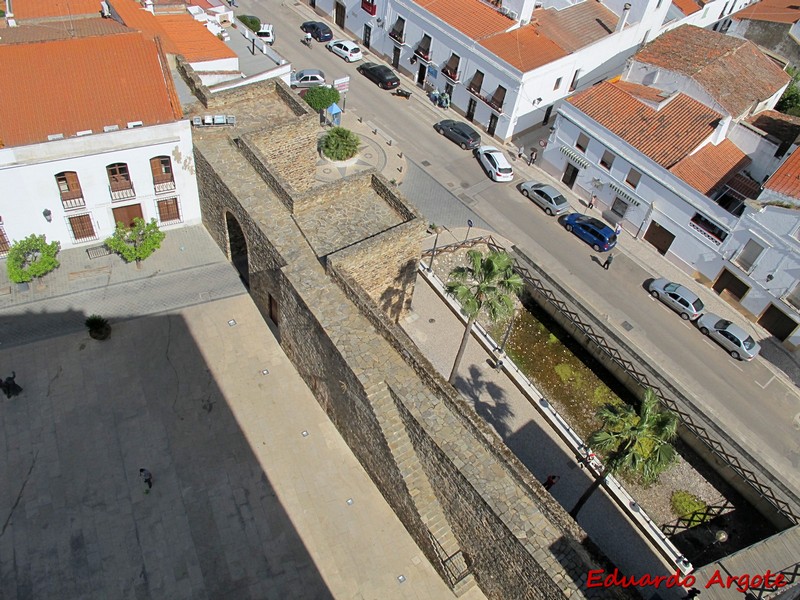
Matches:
[[475, 146, 514, 182], [697, 312, 761, 361], [326, 39, 363, 62], [256, 23, 274, 45]]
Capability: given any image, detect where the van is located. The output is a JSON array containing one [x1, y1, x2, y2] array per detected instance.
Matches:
[[257, 23, 274, 45]]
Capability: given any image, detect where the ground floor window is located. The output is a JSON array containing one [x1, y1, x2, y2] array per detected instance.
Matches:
[[611, 197, 629, 218], [68, 214, 97, 241], [157, 197, 181, 224], [0, 225, 9, 256]]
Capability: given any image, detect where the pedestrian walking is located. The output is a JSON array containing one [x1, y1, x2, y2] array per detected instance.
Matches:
[[517, 145, 524, 160], [544, 475, 560, 490], [588, 194, 596, 210], [528, 147, 537, 166], [602, 252, 615, 270], [2, 371, 22, 398], [614, 222, 622, 237], [139, 468, 153, 491]]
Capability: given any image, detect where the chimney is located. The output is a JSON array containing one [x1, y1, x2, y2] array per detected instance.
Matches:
[[615, 3, 631, 33]]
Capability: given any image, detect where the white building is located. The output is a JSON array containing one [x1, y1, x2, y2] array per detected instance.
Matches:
[[0, 32, 201, 254], [539, 25, 799, 348]]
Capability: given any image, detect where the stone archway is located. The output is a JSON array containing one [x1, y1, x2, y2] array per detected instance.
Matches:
[[226, 212, 249, 288]]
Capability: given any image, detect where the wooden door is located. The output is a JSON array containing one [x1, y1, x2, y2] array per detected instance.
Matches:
[[112, 204, 144, 228], [643, 220, 675, 255]]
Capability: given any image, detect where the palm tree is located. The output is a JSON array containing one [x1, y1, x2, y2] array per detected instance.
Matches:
[[569, 388, 678, 519], [446, 249, 523, 385]]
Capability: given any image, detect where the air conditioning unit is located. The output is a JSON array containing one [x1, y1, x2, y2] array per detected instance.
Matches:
[[508, 10, 518, 19]]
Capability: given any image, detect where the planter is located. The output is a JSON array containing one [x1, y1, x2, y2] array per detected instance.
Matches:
[[89, 325, 112, 340], [86, 315, 112, 341]]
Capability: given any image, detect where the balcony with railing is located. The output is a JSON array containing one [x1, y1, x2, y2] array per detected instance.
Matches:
[[153, 173, 176, 194], [442, 54, 461, 83], [389, 18, 406, 44], [361, 0, 377, 16], [414, 35, 432, 62], [59, 188, 86, 210], [109, 178, 136, 201], [467, 80, 506, 113]]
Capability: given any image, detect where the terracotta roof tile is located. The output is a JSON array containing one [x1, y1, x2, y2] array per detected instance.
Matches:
[[726, 173, 762, 200], [412, 0, 511, 40], [0, 33, 183, 148], [672, 0, 703, 16], [669, 139, 751, 194], [156, 13, 236, 61], [614, 80, 672, 103], [634, 25, 790, 117], [11, 0, 100, 20], [479, 26, 567, 72], [734, 0, 800, 23], [108, 0, 180, 54], [0, 17, 132, 43], [567, 81, 723, 168], [531, 2, 620, 53], [764, 146, 800, 197]]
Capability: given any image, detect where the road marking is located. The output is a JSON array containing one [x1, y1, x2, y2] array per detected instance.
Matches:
[[755, 374, 776, 389], [729, 360, 743, 372]]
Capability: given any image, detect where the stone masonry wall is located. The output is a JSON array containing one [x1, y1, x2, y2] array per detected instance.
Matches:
[[248, 118, 319, 194]]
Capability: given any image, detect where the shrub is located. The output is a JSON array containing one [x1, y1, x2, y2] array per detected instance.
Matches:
[[671, 490, 708, 524], [303, 86, 341, 112], [321, 127, 360, 161], [238, 15, 260, 32], [85, 315, 111, 340], [105, 217, 166, 266], [6, 234, 61, 283]]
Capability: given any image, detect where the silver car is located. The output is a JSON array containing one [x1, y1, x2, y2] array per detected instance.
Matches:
[[519, 181, 569, 216], [290, 69, 326, 89], [697, 312, 761, 361], [648, 278, 705, 321]]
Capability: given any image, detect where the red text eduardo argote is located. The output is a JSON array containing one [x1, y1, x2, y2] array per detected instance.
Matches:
[[586, 568, 787, 593]]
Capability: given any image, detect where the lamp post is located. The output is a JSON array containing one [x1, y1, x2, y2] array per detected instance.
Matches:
[[465, 218, 473, 241], [494, 308, 517, 370], [427, 226, 443, 272]]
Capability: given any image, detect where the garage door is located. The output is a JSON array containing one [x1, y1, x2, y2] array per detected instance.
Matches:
[[713, 268, 749, 301], [758, 305, 798, 342], [643, 220, 674, 255]]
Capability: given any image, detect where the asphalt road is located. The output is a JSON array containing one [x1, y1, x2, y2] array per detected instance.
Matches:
[[247, 1, 800, 502]]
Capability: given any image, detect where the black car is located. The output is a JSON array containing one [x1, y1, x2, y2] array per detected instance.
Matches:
[[357, 62, 400, 89], [434, 119, 481, 149], [301, 21, 333, 42]]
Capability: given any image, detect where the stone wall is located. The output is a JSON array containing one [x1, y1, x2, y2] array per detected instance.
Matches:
[[247, 117, 319, 194], [738, 21, 800, 70]]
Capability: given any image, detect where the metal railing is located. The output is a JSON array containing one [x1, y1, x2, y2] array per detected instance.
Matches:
[[427, 528, 471, 587]]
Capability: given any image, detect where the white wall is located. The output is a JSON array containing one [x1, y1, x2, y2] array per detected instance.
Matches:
[[727, 121, 786, 183], [661, 0, 752, 32], [0, 121, 200, 250]]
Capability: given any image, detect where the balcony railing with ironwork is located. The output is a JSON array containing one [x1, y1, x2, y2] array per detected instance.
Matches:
[[466, 86, 504, 113], [389, 29, 405, 44], [153, 174, 176, 194], [109, 179, 136, 202], [361, 0, 377, 15], [60, 189, 86, 210], [442, 66, 460, 83]]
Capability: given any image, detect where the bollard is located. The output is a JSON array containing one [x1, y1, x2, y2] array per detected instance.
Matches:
[[398, 152, 403, 158], [387, 139, 392, 146], [398, 165, 403, 173], [373, 128, 378, 134]]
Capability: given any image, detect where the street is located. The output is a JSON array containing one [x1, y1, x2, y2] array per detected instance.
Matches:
[[243, 0, 800, 501]]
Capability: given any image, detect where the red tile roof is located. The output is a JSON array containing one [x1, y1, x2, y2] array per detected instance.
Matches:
[[531, 1, 621, 53], [567, 81, 722, 169], [156, 13, 236, 61], [0, 17, 132, 43], [412, 0, 511, 40], [109, 0, 180, 54], [614, 80, 672, 103], [733, 0, 800, 23], [479, 26, 567, 72], [726, 173, 762, 200], [0, 33, 183, 148], [669, 139, 751, 194], [672, 0, 702, 16], [634, 25, 790, 117], [764, 146, 800, 197], [11, 0, 100, 20]]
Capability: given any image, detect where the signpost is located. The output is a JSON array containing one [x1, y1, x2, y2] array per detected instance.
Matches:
[[333, 76, 350, 112]]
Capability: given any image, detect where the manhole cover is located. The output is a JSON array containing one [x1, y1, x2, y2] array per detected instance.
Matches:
[[621, 321, 633, 331], [421, 160, 431, 167]]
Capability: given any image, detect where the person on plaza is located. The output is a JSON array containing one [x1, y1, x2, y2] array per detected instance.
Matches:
[[544, 475, 560, 490], [139, 468, 153, 491], [517, 145, 525, 160], [529, 147, 537, 166], [2, 371, 22, 398], [614, 222, 622, 237], [588, 194, 596, 210], [602, 252, 615, 270], [304, 31, 312, 45]]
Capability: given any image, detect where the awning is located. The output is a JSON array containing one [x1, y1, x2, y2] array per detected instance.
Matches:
[[560, 145, 590, 169], [608, 181, 641, 207]]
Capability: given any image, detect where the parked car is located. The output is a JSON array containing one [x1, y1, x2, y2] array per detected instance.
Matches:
[[256, 23, 274, 45], [434, 119, 481, 150], [290, 68, 326, 89], [326, 39, 363, 62], [301, 21, 333, 42], [357, 62, 400, 89], [697, 312, 761, 360], [520, 181, 569, 216], [474, 146, 513, 182], [648, 278, 705, 321], [562, 213, 617, 252]]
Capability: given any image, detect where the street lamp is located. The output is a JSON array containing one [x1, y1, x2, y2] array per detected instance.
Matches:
[[427, 226, 443, 272], [465, 218, 473, 241]]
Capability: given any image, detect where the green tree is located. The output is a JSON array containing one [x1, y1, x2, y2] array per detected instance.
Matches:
[[322, 127, 360, 161], [6, 234, 61, 283], [238, 15, 260, 32], [303, 86, 341, 112], [570, 388, 678, 518], [776, 66, 800, 116], [445, 249, 523, 384], [105, 218, 166, 267]]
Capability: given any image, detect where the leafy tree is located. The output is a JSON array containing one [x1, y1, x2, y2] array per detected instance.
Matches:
[[303, 86, 341, 112], [570, 388, 678, 518], [776, 66, 800, 116], [322, 127, 360, 161], [238, 15, 261, 33], [6, 234, 61, 283], [105, 218, 166, 267], [445, 249, 523, 384]]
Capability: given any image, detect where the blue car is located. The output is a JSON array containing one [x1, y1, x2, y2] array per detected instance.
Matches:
[[301, 21, 333, 42], [562, 213, 617, 252]]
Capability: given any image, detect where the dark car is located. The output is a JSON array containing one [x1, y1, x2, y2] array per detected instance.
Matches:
[[357, 62, 400, 89], [301, 21, 333, 42], [434, 119, 481, 149], [562, 213, 617, 252]]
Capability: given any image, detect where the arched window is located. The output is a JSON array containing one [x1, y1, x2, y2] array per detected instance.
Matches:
[[55, 171, 85, 209], [150, 156, 175, 192], [106, 162, 134, 200]]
